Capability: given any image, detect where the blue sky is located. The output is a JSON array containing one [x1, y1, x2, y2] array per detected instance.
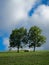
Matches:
[[0, 0, 49, 51]]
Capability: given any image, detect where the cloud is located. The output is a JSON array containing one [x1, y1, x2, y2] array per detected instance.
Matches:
[[34, 5, 49, 24], [3, 38, 9, 50], [0, 0, 37, 33], [1, 0, 49, 33], [0, 0, 49, 50]]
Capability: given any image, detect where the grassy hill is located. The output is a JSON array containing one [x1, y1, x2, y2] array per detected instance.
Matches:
[[0, 51, 49, 65]]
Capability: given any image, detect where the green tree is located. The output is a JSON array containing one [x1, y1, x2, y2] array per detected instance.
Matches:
[[9, 27, 27, 53], [29, 26, 46, 52]]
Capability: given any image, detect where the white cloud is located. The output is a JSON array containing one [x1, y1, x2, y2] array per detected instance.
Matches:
[[32, 5, 49, 26], [1, 0, 49, 32], [0, 0, 37, 32], [1, 0, 49, 50], [3, 38, 9, 50]]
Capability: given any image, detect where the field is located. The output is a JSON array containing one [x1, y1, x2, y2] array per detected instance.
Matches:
[[0, 51, 49, 65]]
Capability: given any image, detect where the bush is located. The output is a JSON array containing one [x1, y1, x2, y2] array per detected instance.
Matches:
[[24, 50, 29, 52]]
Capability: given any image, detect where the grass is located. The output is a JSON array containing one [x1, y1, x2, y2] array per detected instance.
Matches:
[[0, 51, 49, 65]]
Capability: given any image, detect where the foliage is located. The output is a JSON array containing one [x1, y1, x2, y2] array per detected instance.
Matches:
[[9, 27, 27, 52], [29, 26, 46, 51], [9, 26, 46, 52]]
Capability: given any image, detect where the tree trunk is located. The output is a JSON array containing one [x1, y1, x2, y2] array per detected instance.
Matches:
[[33, 44, 35, 52], [17, 46, 19, 53]]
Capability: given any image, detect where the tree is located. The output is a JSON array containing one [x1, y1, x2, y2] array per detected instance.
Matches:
[[29, 26, 46, 52], [9, 27, 27, 53]]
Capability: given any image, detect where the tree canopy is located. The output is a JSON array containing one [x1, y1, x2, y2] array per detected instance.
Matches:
[[29, 26, 46, 51], [9, 27, 27, 52], [9, 26, 46, 52]]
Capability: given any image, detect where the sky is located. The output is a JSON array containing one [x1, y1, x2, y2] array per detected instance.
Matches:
[[0, 0, 49, 51]]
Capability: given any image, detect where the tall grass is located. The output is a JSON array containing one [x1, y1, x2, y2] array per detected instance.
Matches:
[[0, 51, 49, 65]]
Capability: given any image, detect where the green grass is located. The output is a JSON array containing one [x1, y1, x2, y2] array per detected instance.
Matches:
[[0, 51, 49, 65]]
